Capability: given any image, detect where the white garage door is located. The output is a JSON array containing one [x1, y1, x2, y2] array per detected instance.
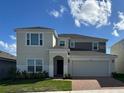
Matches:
[[70, 60, 109, 76]]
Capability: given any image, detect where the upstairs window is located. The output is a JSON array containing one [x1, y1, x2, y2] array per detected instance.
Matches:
[[31, 33, 39, 45], [59, 41, 65, 46], [70, 41, 75, 48], [26, 33, 43, 46], [27, 33, 30, 45], [40, 33, 42, 45], [92, 42, 99, 50]]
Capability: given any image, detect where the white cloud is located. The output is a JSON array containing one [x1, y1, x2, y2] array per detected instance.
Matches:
[[112, 12, 124, 37], [68, 0, 111, 27], [50, 5, 67, 18], [0, 35, 16, 55], [112, 30, 119, 37], [113, 12, 124, 31], [50, 10, 60, 18], [60, 5, 66, 13], [0, 41, 16, 55], [10, 35, 16, 40], [75, 19, 81, 27]]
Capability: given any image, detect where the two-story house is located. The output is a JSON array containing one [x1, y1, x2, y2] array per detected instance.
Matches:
[[16, 27, 116, 77], [111, 39, 124, 73]]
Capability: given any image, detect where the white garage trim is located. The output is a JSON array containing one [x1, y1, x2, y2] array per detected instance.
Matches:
[[69, 54, 113, 77], [69, 55, 116, 77], [70, 56, 111, 61]]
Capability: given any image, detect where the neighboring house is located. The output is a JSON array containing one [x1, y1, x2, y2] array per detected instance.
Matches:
[[111, 39, 124, 73], [0, 51, 16, 79], [16, 27, 116, 77]]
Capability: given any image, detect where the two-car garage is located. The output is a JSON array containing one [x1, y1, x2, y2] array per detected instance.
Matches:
[[69, 51, 116, 77], [69, 60, 109, 77]]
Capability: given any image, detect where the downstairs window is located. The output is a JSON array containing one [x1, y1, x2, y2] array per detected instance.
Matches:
[[27, 59, 43, 73]]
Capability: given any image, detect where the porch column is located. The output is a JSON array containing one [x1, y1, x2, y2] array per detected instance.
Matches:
[[49, 57, 54, 77], [63, 57, 68, 76]]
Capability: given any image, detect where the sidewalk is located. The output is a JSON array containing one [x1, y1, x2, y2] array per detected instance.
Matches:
[[29, 89, 124, 93]]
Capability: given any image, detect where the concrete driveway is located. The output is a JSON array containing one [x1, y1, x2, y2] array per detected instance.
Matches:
[[72, 77, 124, 90]]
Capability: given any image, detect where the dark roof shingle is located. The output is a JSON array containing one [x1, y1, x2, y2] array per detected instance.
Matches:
[[15, 26, 54, 30], [58, 34, 108, 41]]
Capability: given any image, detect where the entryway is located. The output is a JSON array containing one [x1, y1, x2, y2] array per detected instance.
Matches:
[[53, 56, 64, 77]]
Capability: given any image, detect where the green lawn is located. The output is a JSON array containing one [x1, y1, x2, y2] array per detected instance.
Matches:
[[0, 79, 72, 93]]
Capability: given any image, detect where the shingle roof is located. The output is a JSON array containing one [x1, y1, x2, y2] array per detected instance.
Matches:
[[15, 26, 54, 30], [15, 26, 58, 38], [58, 34, 108, 41], [0, 51, 16, 60]]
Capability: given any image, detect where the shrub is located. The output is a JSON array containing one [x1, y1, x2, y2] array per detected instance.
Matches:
[[21, 71, 28, 79], [8, 69, 49, 80], [112, 72, 124, 78], [63, 74, 72, 79], [43, 71, 49, 78], [16, 70, 21, 79], [23, 71, 48, 79]]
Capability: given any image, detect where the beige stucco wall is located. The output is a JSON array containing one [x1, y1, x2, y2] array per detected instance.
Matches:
[[111, 40, 124, 73], [16, 29, 56, 72]]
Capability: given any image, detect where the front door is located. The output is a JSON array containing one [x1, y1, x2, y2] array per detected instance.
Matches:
[[57, 60, 63, 76]]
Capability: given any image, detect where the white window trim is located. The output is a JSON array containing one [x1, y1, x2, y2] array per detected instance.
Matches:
[[25, 32, 44, 47], [92, 42, 99, 51], [70, 41, 75, 48], [59, 40, 66, 47], [26, 58, 44, 73]]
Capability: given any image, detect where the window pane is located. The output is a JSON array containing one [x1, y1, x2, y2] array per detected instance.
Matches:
[[36, 66, 42, 72], [36, 60, 42, 66], [94, 45, 97, 49], [27, 33, 30, 45], [70, 41, 75, 48], [28, 59, 34, 66], [70, 42, 73, 46], [93, 43, 98, 50], [40, 34, 42, 45], [27, 33, 29, 40], [60, 41, 65, 46], [40, 33, 42, 40], [94, 46, 97, 49], [28, 66, 34, 72], [40, 40, 42, 45], [31, 34, 39, 45], [27, 40, 30, 45], [27, 33, 30, 40]]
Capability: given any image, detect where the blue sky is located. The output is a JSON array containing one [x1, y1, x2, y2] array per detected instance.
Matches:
[[0, 0, 124, 55]]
